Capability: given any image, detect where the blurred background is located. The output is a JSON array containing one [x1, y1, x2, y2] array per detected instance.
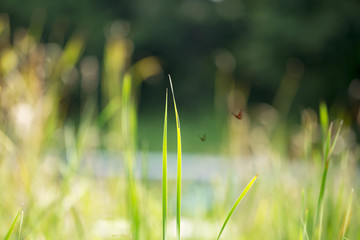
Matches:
[[1, 0, 360, 239], [1, 0, 360, 153]]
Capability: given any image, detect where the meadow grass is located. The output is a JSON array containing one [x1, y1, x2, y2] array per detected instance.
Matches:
[[163, 76, 258, 239], [0, 16, 358, 240]]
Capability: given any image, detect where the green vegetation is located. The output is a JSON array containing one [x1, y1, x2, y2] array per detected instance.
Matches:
[[217, 173, 258, 240], [4, 209, 23, 240], [162, 89, 168, 240], [1, 0, 359, 115], [0, 17, 359, 240], [169, 76, 183, 240]]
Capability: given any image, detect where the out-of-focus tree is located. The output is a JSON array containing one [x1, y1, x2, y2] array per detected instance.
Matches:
[[1, 0, 359, 116]]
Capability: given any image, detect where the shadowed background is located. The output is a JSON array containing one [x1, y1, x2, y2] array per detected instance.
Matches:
[[1, 1, 360, 146]]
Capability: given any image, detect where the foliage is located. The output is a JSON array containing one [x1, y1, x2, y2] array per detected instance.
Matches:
[[0, 17, 359, 240], [1, 0, 360, 115]]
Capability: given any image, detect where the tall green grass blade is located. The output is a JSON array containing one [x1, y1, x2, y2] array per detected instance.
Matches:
[[121, 73, 140, 240], [4, 209, 22, 240], [319, 102, 329, 139], [299, 189, 309, 240], [314, 123, 332, 240], [97, 96, 121, 128], [122, 73, 132, 112], [50, 34, 85, 82], [323, 123, 333, 166], [314, 120, 343, 239], [162, 89, 168, 240], [168, 75, 182, 240], [303, 209, 309, 240], [328, 121, 343, 158], [217, 173, 259, 240], [17, 209, 23, 240], [340, 188, 354, 239]]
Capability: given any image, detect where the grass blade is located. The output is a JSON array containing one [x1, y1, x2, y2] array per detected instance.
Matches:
[[300, 205, 309, 240], [299, 189, 309, 240], [97, 96, 121, 128], [314, 120, 343, 239], [4, 209, 22, 240], [340, 188, 354, 239], [329, 121, 343, 157], [217, 173, 259, 240], [17, 209, 24, 240], [121, 73, 140, 240], [169, 75, 182, 240], [162, 89, 168, 240], [314, 124, 332, 239], [319, 101, 329, 140]]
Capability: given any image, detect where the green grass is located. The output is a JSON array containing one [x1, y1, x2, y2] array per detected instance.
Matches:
[[162, 89, 168, 240], [314, 103, 343, 239], [217, 173, 259, 240], [168, 75, 183, 240], [340, 188, 354, 239], [162, 76, 258, 240], [0, 17, 358, 240], [4, 209, 23, 240]]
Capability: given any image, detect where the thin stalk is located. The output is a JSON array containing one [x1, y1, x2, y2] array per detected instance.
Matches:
[[17, 209, 24, 240], [340, 188, 354, 239], [299, 190, 309, 240], [169, 75, 182, 240], [314, 121, 343, 239], [314, 123, 332, 240], [162, 89, 168, 240]]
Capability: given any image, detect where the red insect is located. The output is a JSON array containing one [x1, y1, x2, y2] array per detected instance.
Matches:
[[232, 109, 243, 120]]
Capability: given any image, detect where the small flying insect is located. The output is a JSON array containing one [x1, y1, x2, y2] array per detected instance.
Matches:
[[232, 109, 243, 120], [199, 134, 206, 142]]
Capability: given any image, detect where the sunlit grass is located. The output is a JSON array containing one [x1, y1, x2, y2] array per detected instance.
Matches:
[[169, 75, 183, 240], [314, 102, 343, 239], [0, 16, 358, 240], [217, 173, 259, 240], [340, 188, 354, 239], [162, 89, 168, 240], [4, 209, 23, 240]]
